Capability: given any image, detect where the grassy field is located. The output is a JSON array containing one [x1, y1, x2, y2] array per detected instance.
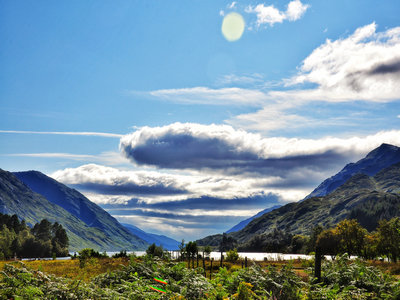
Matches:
[[1, 256, 399, 299], [0, 256, 396, 281]]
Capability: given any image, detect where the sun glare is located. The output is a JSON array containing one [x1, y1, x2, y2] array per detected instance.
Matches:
[[221, 12, 245, 42]]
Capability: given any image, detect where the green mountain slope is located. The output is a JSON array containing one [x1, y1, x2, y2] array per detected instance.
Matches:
[[14, 171, 148, 252], [0, 169, 148, 251], [231, 162, 400, 244], [197, 159, 400, 248]]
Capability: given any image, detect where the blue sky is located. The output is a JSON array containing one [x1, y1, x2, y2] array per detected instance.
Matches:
[[1, 0, 400, 241]]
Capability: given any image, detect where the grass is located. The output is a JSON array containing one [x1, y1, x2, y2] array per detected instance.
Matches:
[[0, 257, 130, 282], [1, 256, 398, 282], [1, 255, 400, 299]]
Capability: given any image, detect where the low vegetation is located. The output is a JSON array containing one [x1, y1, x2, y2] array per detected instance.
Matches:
[[1, 254, 400, 299], [2, 217, 400, 298]]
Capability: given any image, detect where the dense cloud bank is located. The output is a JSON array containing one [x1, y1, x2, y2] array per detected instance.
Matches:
[[120, 123, 400, 174]]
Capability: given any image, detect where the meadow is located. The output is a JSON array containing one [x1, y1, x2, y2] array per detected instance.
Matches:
[[1, 254, 400, 299]]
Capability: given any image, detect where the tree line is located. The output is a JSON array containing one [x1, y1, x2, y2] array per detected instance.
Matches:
[[0, 213, 69, 259], [315, 217, 400, 262], [199, 217, 400, 263]]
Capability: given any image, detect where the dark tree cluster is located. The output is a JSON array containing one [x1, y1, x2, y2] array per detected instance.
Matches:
[[238, 229, 294, 253], [315, 217, 400, 262], [0, 213, 69, 259]]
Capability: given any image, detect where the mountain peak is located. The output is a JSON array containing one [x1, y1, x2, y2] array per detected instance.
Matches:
[[365, 143, 400, 159], [305, 143, 400, 199]]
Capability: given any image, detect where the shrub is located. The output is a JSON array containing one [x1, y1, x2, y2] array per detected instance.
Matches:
[[226, 248, 239, 262]]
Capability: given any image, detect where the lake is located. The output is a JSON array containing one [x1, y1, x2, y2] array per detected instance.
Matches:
[[107, 251, 315, 261]]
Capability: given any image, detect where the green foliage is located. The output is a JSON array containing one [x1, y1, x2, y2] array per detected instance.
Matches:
[[309, 254, 400, 299], [226, 248, 239, 262], [291, 234, 309, 254], [315, 217, 400, 262], [377, 217, 400, 262], [336, 219, 367, 257], [146, 243, 164, 257], [220, 233, 237, 252], [238, 230, 293, 253], [1, 256, 400, 299], [203, 245, 212, 258], [316, 228, 340, 257], [185, 241, 198, 258], [112, 250, 128, 258], [78, 248, 107, 268], [0, 213, 69, 259]]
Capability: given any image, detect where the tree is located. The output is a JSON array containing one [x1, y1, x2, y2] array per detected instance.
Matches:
[[146, 243, 164, 257], [32, 219, 52, 241], [316, 228, 340, 259], [203, 245, 212, 259], [291, 235, 309, 254], [307, 225, 324, 254], [185, 241, 198, 268], [179, 239, 185, 261], [362, 232, 379, 260], [226, 248, 239, 262], [377, 217, 400, 262], [51, 222, 69, 256], [336, 219, 367, 257]]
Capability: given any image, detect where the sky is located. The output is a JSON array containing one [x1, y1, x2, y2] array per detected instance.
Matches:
[[1, 0, 400, 241]]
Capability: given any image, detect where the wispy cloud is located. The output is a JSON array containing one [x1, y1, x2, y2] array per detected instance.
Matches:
[[6, 153, 96, 160], [0, 130, 123, 138], [228, 2, 237, 9], [245, 0, 309, 27], [147, 87, 268, 106], [5, 151, 130, 166], [216, 73, 265, 87]]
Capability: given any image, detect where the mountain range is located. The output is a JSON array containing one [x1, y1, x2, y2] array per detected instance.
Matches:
[[197, 143, 400, 247], [0, 169, 179, 252], [226, 205, 281, 233], [304, 143, 400, 199], [122, 223, 180, 250]]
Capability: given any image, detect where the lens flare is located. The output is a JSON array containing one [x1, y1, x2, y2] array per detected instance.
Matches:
[[221, 12, 245, 42]]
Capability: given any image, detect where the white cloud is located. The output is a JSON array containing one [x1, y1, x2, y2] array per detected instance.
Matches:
[[5, 151, 130, 166], [148, 87, 268, 106], [0, 130, 123, 138], [286, 0, 310, 21], [228, 2, 237, 9], [52, 127, 400, 240], [52, 163, 283, 202], [284, 23, 400, 102], [216, 73, 264, 86], [120, 122, 400, 164], [227, 23, 400, 132], [246, 0, 309, 27], [245, 4, 285, 26], [7, 153, 96, 160]]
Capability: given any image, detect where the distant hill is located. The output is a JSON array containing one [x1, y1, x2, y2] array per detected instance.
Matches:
[[197, 144, 400, 248], [0, 169, 148, 251], [122, 223, 180, 250], [226, 205, 281, 233], [305, 143, 400, 199]]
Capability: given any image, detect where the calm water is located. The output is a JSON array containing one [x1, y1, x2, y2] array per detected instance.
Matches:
[[106, 251, 315, 261]]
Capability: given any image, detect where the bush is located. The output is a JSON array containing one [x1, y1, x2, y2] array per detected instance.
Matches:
[[226, 248, 239, 262], [112, 250, 128, 258], [146, 243, 164, 257]]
